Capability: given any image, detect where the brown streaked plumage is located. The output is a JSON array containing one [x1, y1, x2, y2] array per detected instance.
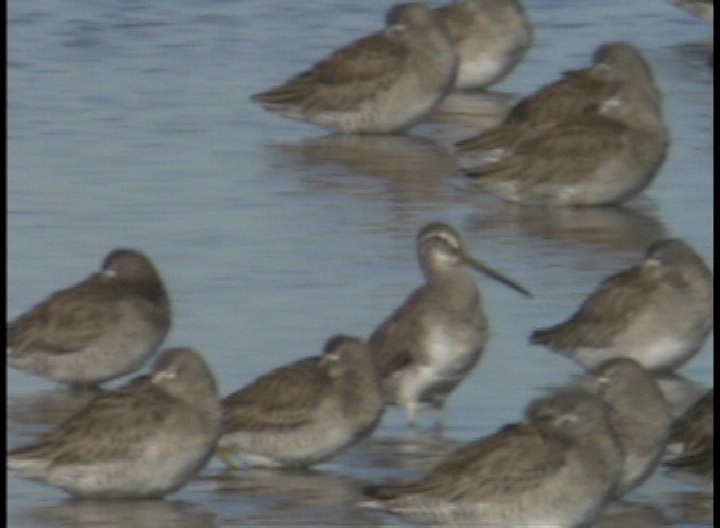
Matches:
[[252, 3, 458, 133], [436, 0, 532, 89], [591, 358, 673, 496], [8, 347, 221, 499], [664, 389, 714, 483], [8, 249, 171, 386], [362, 388, 622, 526], [465, 82, 669, 206], [218, 335, 383, 468], [456, 70, 622, 163], [369, 222, 531, 427], [531, 239, 713, 371], [456, 42, 661, 161]]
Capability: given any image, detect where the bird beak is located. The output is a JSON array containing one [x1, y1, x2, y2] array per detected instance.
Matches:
[[461, 251, 533, 298]]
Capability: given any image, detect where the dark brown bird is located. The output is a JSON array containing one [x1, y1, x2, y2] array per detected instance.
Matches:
[[8, 249, 171, 386]]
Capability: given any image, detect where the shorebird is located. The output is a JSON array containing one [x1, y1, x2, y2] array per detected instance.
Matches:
[[218, 335, 383, 468], [369, 222, 531, 427], [591, 358, 673, 496], [455, 42, 661, 162], [252, 3, 458, 133], [8, 249, 171, 386], [362, 388, 623, 526], [8, 348, 221, 499], [464, 82, 669, 206], [436, 0, 532, 89], [531, 239, 713, 370], [664, 389, 714, 483]]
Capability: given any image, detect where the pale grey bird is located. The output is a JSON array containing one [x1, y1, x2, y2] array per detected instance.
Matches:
[[8, 249, 171, 386], [592, 358, 673, 496], [369, 222, 531, 427], [436, 0, 532, 89], [362, 388, 623, 526], [252, 3, 458, 133], [531, 239, 713, 371], [218, 335, 383, 468], [8, 347, 221, 499]]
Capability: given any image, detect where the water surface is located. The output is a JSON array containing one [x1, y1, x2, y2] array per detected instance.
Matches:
[[8, 0, 713, 526]]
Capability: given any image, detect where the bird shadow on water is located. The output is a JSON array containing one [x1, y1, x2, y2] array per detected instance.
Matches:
[[348, 429, 462, 477], [425, 89, 516, 142], [191, 429, 461, 526], [10, 499, 219, 528], [659, 489, 714, 526], [593, 499, 671, 528], [464, 198, 669, 259], [197, 466, 384, 527], [265, 132, 458, 194]]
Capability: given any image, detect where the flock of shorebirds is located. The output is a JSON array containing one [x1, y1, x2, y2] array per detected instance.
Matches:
[[8, 0, 713, 526]]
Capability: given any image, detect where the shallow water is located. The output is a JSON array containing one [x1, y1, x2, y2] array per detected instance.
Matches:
[[7, 0, 713, 526]]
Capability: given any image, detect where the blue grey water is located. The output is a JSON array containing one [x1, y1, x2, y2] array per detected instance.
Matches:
[[8, 0, 712, 526]]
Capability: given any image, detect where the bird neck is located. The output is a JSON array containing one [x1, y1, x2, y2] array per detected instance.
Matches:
[[425, 267, 480, 307]]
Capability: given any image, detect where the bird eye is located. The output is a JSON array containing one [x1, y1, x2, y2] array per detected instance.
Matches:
[[596, 375, 611, 385], [557, 413, 579, 425]]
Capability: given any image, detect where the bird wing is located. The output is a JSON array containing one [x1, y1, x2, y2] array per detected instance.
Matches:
[[368, 423, 566, 501], [456, 76, 622, 156], [368, 287, 431, 378], [665, 390, 714, 466], [222, 357, 331, 432], [7, 279, 129, 356], [505, 73, 619, 126], [455, 122, 527, 154], [252, 27, 411, 113], [530, 267, 658, 348], [468, 116, 627, 190], [9, 383, 175, 466]]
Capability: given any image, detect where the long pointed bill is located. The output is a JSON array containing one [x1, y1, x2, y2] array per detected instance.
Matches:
[[462, 252, 533, 298]]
